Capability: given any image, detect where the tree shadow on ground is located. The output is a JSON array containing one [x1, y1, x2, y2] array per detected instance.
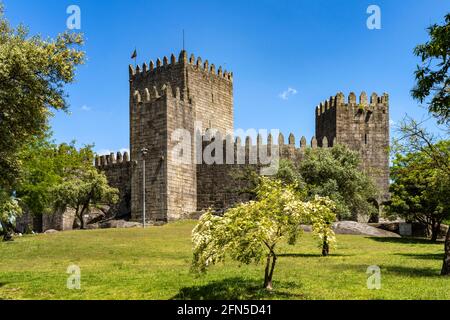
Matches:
[[171, 277, 306, 300], [394, 253, 444, 261], [333, 263, 441, 278], [382, 265, 442, 277], [367, 237, 443, 245], [278, 253, 354, 258]]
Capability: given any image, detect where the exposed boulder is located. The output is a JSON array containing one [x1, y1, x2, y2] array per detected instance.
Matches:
[[44, 229, 59, 234], [86, 223, 100, 230], [153, 221, 167, 227], [86, 207, 107, 225], [333, 221, 401, 237], [99, 220, 142, 229], [301, 221, 401, 238]]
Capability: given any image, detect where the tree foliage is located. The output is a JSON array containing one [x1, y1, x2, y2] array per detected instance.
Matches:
[[0, 191, 21, 241], [14, 137, 119, 230], [389, 140, 450, 242], [16, 136, 63, 217], [0, 5, 84, 190], [51, 166, 118, 230], [192, 177, 336, 290], [298, 145, 378, 221], [412, 13, 450, 124], [274, 146, 378, 221], [232, 146, 378, 222]]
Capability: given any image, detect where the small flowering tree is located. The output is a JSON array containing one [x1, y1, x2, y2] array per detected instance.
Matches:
[[0, 193, 22, 241], [192, 178, 336, 290]]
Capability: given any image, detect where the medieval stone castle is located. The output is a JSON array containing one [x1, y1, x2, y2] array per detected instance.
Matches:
[[95, 50, 390, 223]]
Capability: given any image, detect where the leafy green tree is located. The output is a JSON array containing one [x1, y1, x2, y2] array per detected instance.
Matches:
[[400, 12, 450, 274], [297, 145, 378, 221], [230, 159, 305, 201], [443, 229, 450, 275], [16, 138, 119, 230], [16, 136, 62, 218], [0, 4, 84, 191], [192, 177, 336, 290], [412, 13, 450, 125], [389, 140, 450, 242], [51, 167, 119, 230]]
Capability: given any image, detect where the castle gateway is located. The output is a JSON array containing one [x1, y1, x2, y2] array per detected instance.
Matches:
[[95, 51, 390, 223]]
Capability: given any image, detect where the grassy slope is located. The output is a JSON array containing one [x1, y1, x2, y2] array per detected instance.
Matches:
[[0, 220, 449, 300]]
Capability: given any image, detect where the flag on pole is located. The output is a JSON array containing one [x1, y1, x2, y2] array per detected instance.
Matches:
[[131, 49, 137, 59]]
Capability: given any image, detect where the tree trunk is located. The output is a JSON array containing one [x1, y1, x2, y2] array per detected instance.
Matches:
[[76, 212, 85, 230], [441, 227, 450, 276], [431, 223, 440, 242], [263, 254, 271, 289], [78, 192, 93, 230], [263, 253, 277, 290], [322, 237, 329, 256], [79, 215, 85, 230], [0, 220, 13, 242]]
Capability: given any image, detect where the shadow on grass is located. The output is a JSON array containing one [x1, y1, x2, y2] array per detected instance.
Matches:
[[278, 253, 353, 258], [368, 237, 443, 245], [382, 265, 442, 277], [333, 263, 441, 278], [171, 277, 305, 300], [394, 253, 444, 261]]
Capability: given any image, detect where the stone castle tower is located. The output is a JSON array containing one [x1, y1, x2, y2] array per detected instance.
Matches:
[[129, 51, 233, 222], [95, 50, 390, 223], [315, 92, 390, 204]]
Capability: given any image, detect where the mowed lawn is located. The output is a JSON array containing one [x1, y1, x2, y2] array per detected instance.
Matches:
[[0, 220, 449, 300]]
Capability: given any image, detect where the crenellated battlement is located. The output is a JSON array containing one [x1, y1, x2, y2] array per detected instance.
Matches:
[[95, 151, 131, 168], [316, 91, 389, 117], [198, 132, 336, 166], [129, 50, 233, 83], [132, 82, 193, 104]]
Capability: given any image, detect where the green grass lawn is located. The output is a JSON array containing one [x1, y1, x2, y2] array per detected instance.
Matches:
[[0, 220, 449, 300]]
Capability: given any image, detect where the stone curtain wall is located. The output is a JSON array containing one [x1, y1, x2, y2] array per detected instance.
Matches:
[[42, 208, 76, 231], [95, 152, 132, 218], [15, 211, 43, 233], [196, 134, 332, 211]]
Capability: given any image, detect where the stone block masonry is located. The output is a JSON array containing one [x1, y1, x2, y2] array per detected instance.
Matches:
[[95, 50, 390, 223], [95, 152, 132, 218], [316, 91, 390, 205]]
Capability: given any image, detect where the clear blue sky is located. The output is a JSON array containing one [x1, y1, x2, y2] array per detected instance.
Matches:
[[3, 0, 449, 155]]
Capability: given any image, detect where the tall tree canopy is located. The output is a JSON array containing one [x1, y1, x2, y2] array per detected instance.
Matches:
[[404, 12, 450, 275], [412, 13, 450, 124], [16, 138, 119, 230], [17, 139, 97, 214], [298, 145, 379, 221], [389, 140, 450, 242], [0, 5, 84, 190]]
